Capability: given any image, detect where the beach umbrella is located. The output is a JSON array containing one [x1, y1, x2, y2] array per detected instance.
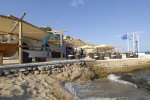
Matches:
[[80, 45, 94, 49]]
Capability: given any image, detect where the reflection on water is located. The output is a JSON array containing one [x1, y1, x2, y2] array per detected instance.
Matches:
[[64, 69, 150, 100]]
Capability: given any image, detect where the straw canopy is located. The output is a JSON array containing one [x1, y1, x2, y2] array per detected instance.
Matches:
[[80, 45, 94, 49]]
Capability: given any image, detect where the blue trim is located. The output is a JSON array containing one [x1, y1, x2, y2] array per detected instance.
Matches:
[[42, 33, 66, 56]]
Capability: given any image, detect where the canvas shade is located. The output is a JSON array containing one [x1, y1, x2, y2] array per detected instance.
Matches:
[[80, 45, 94, 49], [0, 15, 50, 41], [95, 45, 114, 50]]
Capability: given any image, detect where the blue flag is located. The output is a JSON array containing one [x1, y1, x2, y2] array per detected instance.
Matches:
[[121, 34, 127, 40]]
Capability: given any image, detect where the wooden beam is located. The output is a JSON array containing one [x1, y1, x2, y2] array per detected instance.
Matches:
[[9, 13, 26, 34], [19, 21, 23, 64]]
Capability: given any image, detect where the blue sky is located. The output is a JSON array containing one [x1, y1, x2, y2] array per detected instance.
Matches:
[[0, 0, 150, 52]]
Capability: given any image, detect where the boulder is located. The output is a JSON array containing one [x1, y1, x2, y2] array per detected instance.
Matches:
[[70, 68, 82, 81]]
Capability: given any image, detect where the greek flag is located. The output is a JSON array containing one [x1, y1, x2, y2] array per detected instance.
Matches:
[[121, 34, 127, 40]]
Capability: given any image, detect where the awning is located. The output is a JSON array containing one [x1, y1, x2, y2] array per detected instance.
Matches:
[[95, 44, 114, 51], [80, 45, 94, 49], [0, 15, 49, 41]]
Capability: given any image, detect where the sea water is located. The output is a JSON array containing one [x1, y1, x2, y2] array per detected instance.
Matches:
[[64, 69, 150, 100]]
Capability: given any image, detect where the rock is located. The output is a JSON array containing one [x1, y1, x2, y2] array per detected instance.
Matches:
[[70, 67, 95, 83], [3, 70, 10, 76], [70, 69, 82, 81], [45, 66, 50, 70], [0, 71, 3, 76], [51, 65, 55, 69], [78, 68, 95, 82], [67, 70, 72, 76], [56, 72, 70, 81], [52, 70, 59, 75], [52, 68, 57, 71], [18, 72, 25, 76], [34, 70, 40, 74], [63, 72, 70, 78], [66, 64, 71, 67], [62, 67, 66, 71], [29, 71, 34, 74], [23, 71, 29, 75], [33, 67, 37, 71], [19, 68, 26, 72], [66, 67, 71, 70], [38, 66, 46, 71], [7, 75, 15, 78], [40, 71, 47, 74], [56, 73, 67, 81], [27, 67, 32, 71], [56, 64, 63, 68], [14, 74, 19, 77], [58, 69, 62, 73], [47, 70, 51, 75], [10, 69, 18, 73]]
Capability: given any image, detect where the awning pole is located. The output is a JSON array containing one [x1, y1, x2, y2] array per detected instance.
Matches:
[[60, 33, 63, 61], [19, 21, 23, 64]]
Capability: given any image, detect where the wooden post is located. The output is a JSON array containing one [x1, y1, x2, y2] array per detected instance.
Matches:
[[19, 21, 23, 64], [60, 33, 63, 61], [0, 53, 3, 66]]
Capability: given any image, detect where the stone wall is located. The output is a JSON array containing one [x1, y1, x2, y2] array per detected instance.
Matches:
[[87, 58, 150, 74], [0, 62, 95, 83], [0, 62, 83, 76]]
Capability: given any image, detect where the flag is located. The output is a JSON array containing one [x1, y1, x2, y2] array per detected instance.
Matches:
[[121, 34, 127, 40]]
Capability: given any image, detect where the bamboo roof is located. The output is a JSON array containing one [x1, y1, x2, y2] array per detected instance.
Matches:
[[0, 15, 49, 41]]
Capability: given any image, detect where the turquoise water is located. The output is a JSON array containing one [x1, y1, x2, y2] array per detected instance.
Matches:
[[64, 69, 150, 100]]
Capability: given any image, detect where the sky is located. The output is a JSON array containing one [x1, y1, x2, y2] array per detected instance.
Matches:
[[0, 0, 150, 52]]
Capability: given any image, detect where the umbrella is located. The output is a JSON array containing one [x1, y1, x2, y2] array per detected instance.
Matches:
[[80, 45, 94, 49]]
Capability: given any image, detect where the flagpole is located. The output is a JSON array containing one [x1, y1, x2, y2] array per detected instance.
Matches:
[[133, 33, 135, 53], [127, 33, 129, 52], [137, 34, 140, 53]]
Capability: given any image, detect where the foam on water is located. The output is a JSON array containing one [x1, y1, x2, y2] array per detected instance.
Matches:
[[107, 74, 137, 88]]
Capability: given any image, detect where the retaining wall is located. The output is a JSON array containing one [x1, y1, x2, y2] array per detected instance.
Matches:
[[0, 62, 87, 77]]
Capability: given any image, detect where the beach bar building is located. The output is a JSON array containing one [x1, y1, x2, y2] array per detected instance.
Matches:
[[0, 14, 66, 65]]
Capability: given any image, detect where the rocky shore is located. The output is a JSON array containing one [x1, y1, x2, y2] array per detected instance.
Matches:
[[87, 58, 150, 75], [1, 58, 150, 100], [0, 62, 95, 100]]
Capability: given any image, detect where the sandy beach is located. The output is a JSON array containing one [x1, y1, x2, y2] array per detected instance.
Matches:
[[0, 74, 78, 100], [0, 58, 150, 100]]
